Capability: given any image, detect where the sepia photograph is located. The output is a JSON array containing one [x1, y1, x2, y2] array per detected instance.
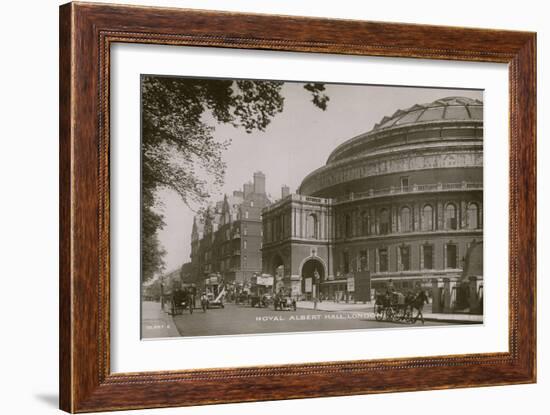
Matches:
[[140, 75, 484, 339]]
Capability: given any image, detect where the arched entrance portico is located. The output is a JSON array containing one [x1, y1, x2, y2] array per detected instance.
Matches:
[[300, 258, 325, 300]]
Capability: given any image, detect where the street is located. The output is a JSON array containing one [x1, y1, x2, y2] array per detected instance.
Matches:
[[171, 302, 450, 337]]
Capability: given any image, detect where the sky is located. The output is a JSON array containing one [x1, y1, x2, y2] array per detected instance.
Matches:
[[153, 80, 482, 273]]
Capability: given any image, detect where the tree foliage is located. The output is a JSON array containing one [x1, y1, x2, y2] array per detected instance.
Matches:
[[141, 76, 329, 282]]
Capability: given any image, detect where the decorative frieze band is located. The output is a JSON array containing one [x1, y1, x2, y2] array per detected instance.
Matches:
[[301, 150, 483, 195]]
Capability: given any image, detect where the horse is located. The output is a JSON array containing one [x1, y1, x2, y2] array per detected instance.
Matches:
[[374, 293, 392, 321]]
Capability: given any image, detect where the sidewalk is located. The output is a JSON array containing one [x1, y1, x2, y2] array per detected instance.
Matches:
[[141, 301, 180, 338], [418, 304, 483, 323], [296, 300, 373, 312], [296, 301, 483, 324]]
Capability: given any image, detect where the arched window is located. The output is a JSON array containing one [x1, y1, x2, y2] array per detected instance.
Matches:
[[307, 213, 318, 239], [361, 211, 370, 235], [445, 203, 457, 230], [400, 206, 411, 232], [421, 205, 433, 231], [467, 203, 479, 229], [345, 214, 352, 237], [379, 209, 390, 235]]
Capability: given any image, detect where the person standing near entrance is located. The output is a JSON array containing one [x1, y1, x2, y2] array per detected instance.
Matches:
[[313, 268, 321, 309]]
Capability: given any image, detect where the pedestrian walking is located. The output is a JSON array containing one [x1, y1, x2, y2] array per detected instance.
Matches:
[[201, 292, 208, 312]]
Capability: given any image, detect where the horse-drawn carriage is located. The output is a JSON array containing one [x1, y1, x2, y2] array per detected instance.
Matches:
[[374, 290, 428, 324], [273, 294, 296, 311], [250, 293, 272, 308], [168, 287, 194, 315]]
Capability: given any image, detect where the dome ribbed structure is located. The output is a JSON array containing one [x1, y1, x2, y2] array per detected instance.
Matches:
[[373, 96, 483, 131]]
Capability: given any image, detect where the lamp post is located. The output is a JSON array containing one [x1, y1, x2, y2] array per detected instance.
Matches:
[[160, 274, 165, 311]]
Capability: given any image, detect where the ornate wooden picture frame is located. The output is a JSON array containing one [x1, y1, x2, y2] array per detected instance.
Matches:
[[59, 2, 536, 412]]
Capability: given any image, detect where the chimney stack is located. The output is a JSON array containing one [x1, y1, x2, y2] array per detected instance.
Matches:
[[243, 182, 253, 198], [281, 185, 290, 199], [253, 171, 266, 194]]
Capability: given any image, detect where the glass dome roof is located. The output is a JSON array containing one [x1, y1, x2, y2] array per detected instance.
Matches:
[[372, 96, 483, 131]]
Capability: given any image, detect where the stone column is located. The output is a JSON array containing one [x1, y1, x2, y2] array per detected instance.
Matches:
[[327, 242, 335, 281], [301, 208, 306, 239], [391, 205, 398, 233], [352, 209, 357, 237], [431, 278, 444, 313], [396, 205, 401, 232], [413, 203, 420, 231], [437, 201, 444, 230], [460, 200, 468, 229], [396, 246, 402, 271], [443, 277, 459, 313], [469, 276, 482, 314]]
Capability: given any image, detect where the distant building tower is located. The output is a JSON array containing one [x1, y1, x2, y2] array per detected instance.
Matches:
[[243, 182, 254, 198], [253, 171, 266, 194], [281, 185, 290, 199]]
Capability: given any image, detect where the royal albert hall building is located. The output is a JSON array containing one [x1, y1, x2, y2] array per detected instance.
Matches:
[[262, 96, 484, 313]]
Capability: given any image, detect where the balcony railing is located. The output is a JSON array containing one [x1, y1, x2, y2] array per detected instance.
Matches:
[[263, 182, 482, 212], [335, 182, 482, 203]]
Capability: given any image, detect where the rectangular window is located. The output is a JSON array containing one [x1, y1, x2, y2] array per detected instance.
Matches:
[[243, 240, 247, 250], [342, 251, 350, 274], [400, 246, 410, 271], [345, 214, 352, 237], [423, 245, 434, 269], [379, 248, 388, 272], [446, 244, 457, 268], [400, 176, 409, 191]]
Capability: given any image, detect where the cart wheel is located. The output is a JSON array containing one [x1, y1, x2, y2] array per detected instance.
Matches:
[[391, 307, 400, 322], [374, 306, 384, 321]]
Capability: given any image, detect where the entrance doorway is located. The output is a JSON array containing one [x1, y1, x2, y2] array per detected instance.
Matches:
[[301, 258, 325, 301]]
